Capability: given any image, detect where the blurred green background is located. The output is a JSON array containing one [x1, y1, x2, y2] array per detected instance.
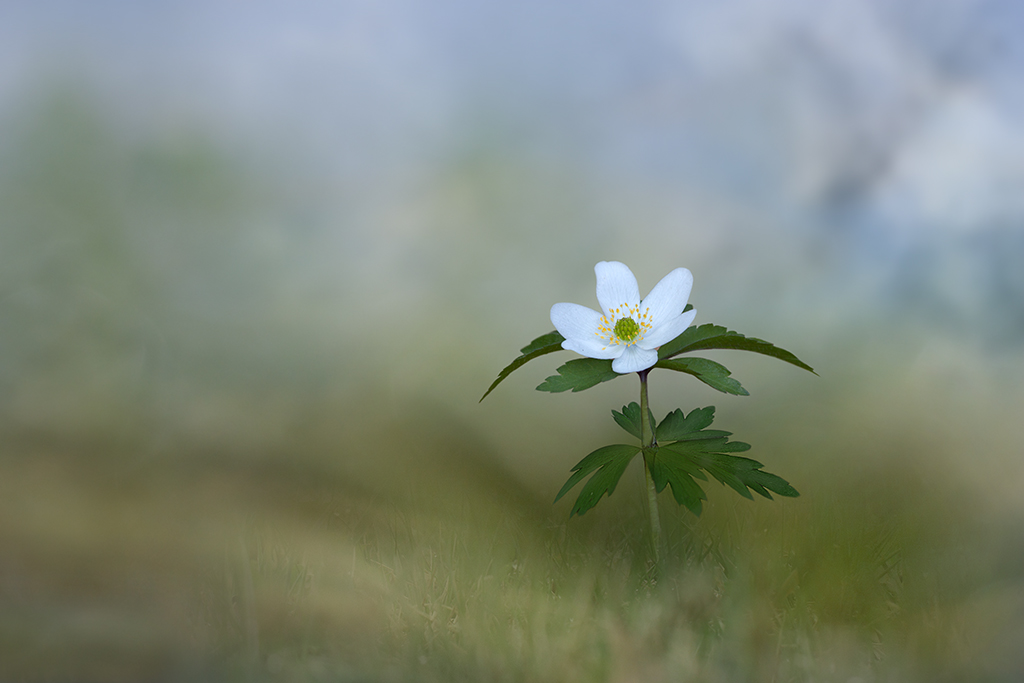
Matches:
[[2, 2, 1024, 681]]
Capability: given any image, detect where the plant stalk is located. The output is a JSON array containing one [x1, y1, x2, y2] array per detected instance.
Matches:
[[639, 369, 661, 567]]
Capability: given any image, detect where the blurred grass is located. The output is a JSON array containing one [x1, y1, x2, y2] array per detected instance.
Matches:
[[2, 92, 1024, 682], [4, 384, 1023, 681]]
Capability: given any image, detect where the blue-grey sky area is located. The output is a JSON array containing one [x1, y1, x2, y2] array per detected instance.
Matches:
[[2, 0, 1023, 395]]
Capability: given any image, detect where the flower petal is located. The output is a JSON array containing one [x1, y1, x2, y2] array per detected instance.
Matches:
[[551, 303, 622, 359], [563, 337, 623, 360], [551, 302, 602, 339], [611, 345, 658, 373], [595, 261, 640, 317], [639, 308, 697, 349], [640, 267, 693, 326]]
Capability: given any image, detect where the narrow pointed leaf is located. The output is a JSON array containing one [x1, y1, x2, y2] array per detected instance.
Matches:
[[519, 331, 567, 355], [657, 323, 815, 374], [655, 357, 749, 395], [657, 324, 731, 359], [480, 331, 566, 401], [537, 358, 619, 393]]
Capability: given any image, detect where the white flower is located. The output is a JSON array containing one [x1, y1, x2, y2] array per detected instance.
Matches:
[[550, 261, 696, 374]]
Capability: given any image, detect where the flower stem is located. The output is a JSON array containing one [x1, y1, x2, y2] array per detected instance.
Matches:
[[639, 369, 661, 568]]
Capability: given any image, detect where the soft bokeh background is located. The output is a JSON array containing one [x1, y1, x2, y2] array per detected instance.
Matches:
[[2, 1, 1024, 681]]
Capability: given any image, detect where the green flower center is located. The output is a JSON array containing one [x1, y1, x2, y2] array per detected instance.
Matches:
[[613, 316, 640, 342]]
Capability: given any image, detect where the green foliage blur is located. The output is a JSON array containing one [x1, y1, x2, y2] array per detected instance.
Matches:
[[2, 91, 1023, 682]]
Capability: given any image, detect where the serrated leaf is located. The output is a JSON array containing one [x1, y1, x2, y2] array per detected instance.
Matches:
[[537, 358, 620, 393], [611, 402, 656, 441], [655, 357, 749, 395], [647, 451, 708, 516], [739, 468, 800, 498], [714, 440, 752, 452], [655, 406, 718, 442], [646, 404, 799, 514], [480, 331, 566, 402], [553, 444, 640, 517], [660, 442, 799, 501], [657, 323, 815, 374], [612, 403, 642, 440]]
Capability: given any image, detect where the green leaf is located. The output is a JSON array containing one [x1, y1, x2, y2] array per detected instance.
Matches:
[[553, 444, 640, 517], [480, 331, 565, 401], [537, 358, 620, 393], [656, 324, 727, 359], [659, 442, 799, 501], [655, 406, 719, 442], [655, 357, 749, 395], [612, 403, 642, 440], [657, 323, 816, 374], [647, 449, 708, 516], [554, 444, 629, 503], [740, 468, 799, 498], [611, 402, 656, 441], [520, 330, 565, 355], [645, 406, 799, 515]]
